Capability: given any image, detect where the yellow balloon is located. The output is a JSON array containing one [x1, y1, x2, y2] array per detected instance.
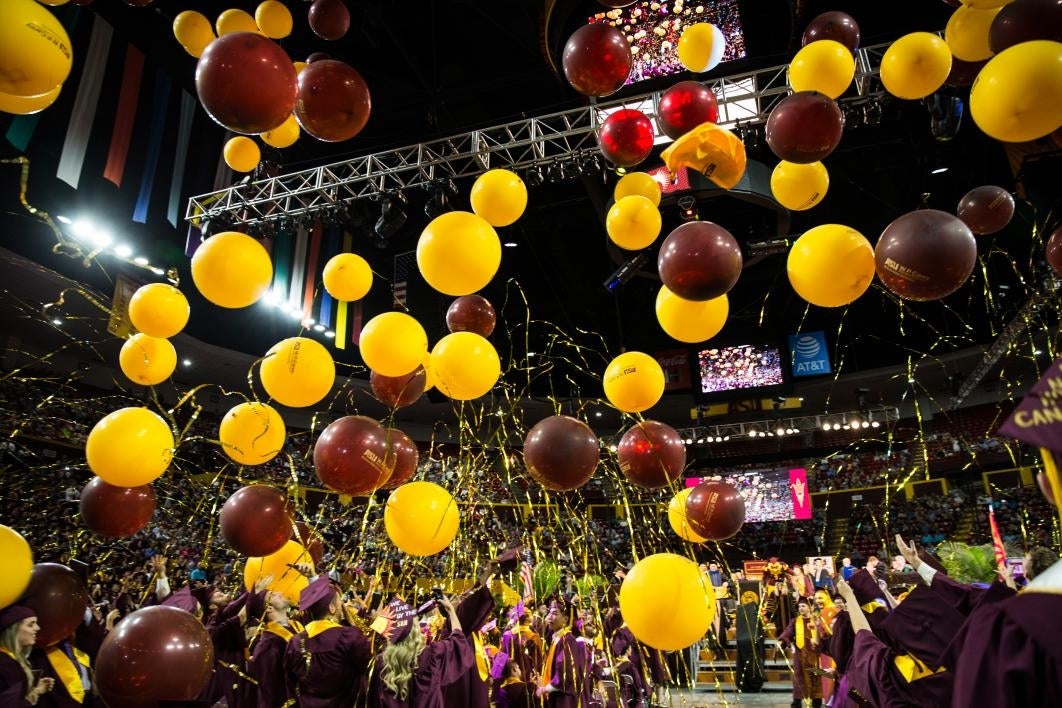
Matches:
[[359, 312, 428, 377], [603, 351, 665, 413], [86, 407, 174, 487], [770, 161, 829, 211], [431, 332, 501, 401], [36, 0, 69, 5], [0, 84, 61, 116], [173, 11, 215, 58], [677, 23, 725, 73], [216, 8, 258, 36], [119, 333, 177, 386], [960, 0, 1013, 8], [614, 171, 662, 206], [416, 211, 502, 296], [260, 337, 336, 408], [0, 525, 33, 608], [244, 540, 311, 604], [946, 5, 1003, 62], [470, 169, 528, 227], [880, 32, 953, 100], [619, 553, 715, 650], [970, 41, 1062, 143], [421, 352, 437, 392], [191, 231, 273, 308], [0, 0, 73, 97], [787, 224, 874, 307], [606, 195, 662, 250], [384, 482, 460, 556], [223, 136, 261, 173], [293, 61, 308, 75], [655, 287, 728, 344], [788, 40, 855, 99], [254, 0, 293, 39], [322, 253, 372, 301], [261, 114, 300, 148], [219, 401, 286, 465], [128, 283, 190, 338], [667, 489, 708, 543]]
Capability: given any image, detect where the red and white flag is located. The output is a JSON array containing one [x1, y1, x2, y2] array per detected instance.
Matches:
[[988, 502, 1007, 570]]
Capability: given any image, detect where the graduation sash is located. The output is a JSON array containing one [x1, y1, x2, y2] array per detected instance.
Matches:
[[795, 616, 818, 649], [264, 620, 301, 643], [472, 631, 491, 682], [894, 653, 946, 682], [540, 627, 570, 687], [304, 619, 342, 639], [44, 645, 91, 704]]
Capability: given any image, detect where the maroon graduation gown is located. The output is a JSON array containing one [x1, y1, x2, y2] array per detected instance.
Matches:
[[31, 642, 93, 708], [495, 678, 534, 708], [951, 592, 1062, 708], [846, 630, 952, 708], [544, 631, 591, 708], [249, 622, 297, 707], [284, 621, 372, 707], [372, 629, 475, 707], [778, 616, 824, 701], [506, 628, 544, 688], [440, 584, 496, 708], [200, 611, 247, 706], [0, 653, 33, 707], [610, 626, 650, 701], [823, 610, 855, 675]]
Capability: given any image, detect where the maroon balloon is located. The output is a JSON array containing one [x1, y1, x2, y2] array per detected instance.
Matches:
[[293, 522, 326, 566], [657, 81, 720, 141], [598, 108, 654, 168], [524, 415, 600, 491], [446, 294, 497, 337], [96, 606, 213, 706], [195, 33, 297, 135], [1038, 471, 1057, 507], [944, 56, 988, 88], [685, 480, 745, 540], [308, 0, 351, 41], [382, 428, 419, 490], [562, 23, 633, 97], [306, 52, 332, 63], [617, 421, 686, 489], [1046, 226, 1062, 274], [657, 221, 743, 301], [295, 60, 372, 142], [765, 91, 845, 163], [875, 209, 977, 302], [989, 0, 1062, 54], [219, 485, 291, 557], [18, 563, 88, 647], [371, 367, 427, 408], [957, 185, 1015, 235], [80, 477, 155, 538], [802, 12, 861, 52], [314, 415, 394, 494]]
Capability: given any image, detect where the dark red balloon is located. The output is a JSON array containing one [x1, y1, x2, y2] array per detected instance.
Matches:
[[957, 185, 1015, 235], [295, 60, 372, 142], [524, 415, 600, 491], [96, 606, 213, 706], [308, 0, 351, 41], [80, 477, 155, 538], [685, 481, 745, 540], [657, 81, 720, 141], [382, 428, 419, 490], [195, 33, 297, 135], [307, 52, 331, 63], [1046, 226, 1062, 274], [598, 108, 655, 168], [765, 91, 845, 163], [314, 415, 394, 494], [944, 56, 988, 88], [293, 522, 326, 566], [19, 563, 88, 647], [617, 421, 686, 489], [875, 209, 977, 302], [657, 221, 743, 301], [802, 12, 861, 52], [562, 23, 633, 97], [446, 294, 497, 337], [989, 0, 1062, 54], [219, 485, 291, 557], [371, 367, 427, 408]]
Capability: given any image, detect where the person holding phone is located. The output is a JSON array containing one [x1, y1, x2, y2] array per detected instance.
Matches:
[[0, 605, 56, 705]]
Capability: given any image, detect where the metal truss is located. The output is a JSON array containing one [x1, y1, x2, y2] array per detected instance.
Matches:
[[187, 41, 894, 228]]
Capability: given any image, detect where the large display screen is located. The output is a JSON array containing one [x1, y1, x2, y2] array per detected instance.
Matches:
[[695, 342, 786, 395], [687, 467, 812, 522]]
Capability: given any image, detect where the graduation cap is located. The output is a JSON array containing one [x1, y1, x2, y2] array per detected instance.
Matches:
[[917, 548, 949, 576], [880, 585, 965, 669], [0, 605, 34, 629], [848, 569, 885, 607], [371, 598, 417, 644], [161, 587, 201, 614], [491, 546, 523, 573], [299, 576, 336, 615], [660, 121, 748, 190], [998, 356, 1062, 517], [245, 589, 269, 622]]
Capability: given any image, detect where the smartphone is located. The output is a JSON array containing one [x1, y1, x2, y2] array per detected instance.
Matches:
[[431, 587, 444, 602]]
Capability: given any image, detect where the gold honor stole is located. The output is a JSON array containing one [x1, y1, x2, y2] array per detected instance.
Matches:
[[304, 619, 342, 639], [44, 645, 91, 704], [795, 616, 818, 649], [473, 631, 490, 681], [540, 627, 571, 687], [894, 653, 946, 682]]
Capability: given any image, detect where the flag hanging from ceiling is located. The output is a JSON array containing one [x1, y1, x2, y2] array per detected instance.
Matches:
[[57, 14, 113, 188]]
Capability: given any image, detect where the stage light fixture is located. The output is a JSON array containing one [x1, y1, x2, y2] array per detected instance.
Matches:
[[526, 165, 545, 187], [375, 191, 408, 246]]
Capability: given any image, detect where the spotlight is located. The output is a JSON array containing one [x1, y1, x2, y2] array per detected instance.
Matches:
[[863, 101, 883, 127], [424, 179, 458, 219], [578, 153, 602, 177], [133, 256, 149, 265], [822, 422, 833, 431], [871, 421, 880, 428], [375, 192, 408, 245], [526, 165, 545, 187], [113, 244, 133, 258], [547, 161, 565, 183], [926, 94, 963, 142]]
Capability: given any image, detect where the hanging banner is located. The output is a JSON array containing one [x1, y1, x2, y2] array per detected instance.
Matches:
[[789, 467, 812, 520], [132, 73, 172, 223], [167, 91, 196, 227], [103, 44, 144, 187], [57, 15, 113, 188], [107, 272, 141, 338]]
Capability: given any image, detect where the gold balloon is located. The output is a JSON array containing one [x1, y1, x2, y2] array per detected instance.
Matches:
[[788, 40, 855, 99], [119, 333, 177, 386], [223, 136, 261, 173], [128, 283, 190, 339], [219, 401, 286, 465], [190, 231, 273, 309], [677, 23, 726, 73], [173, 10, 215, 58], [668, 488, 708, 543], [603, 351, 665, 413], [655, 287, 728, 344], [470, 169, 528, 227], [244, 540, 311, 603], [86, 407, 174, 487], [259, 337, 336, 408], [359, 312, 428, 378], [770, 161, 829, 211], [384, 482, 460, 556], [431, 332, 501, 401], [945, 5, 1003, 62], [619, 553, 715, 650], [787, 224, 874, 307], [322, 253, 372, 301], [0, 85, 61, 116], [970, 41, 1062, 143], [606, 195, 662, 250], [0, 0, 73, 97], [261, 114, 300, 148], [0, 524, 34, 608], [254, 0, 293, 39], [880, 32, 953, 100], [216, 8, 258, 36], [416, 211, 502, 296], [614, 171, 662, 206]]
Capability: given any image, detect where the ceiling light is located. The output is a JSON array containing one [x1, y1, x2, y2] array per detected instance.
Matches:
[[51, 318, 63, 326], [89, 230, 113, 249], [301, 317, 315, 328], [594, 411, 602, 418], [776, 427, 786, 436], [609, 444, 618, 452], [696, 438, 705, 444], [871, 421, 880, 428], [861, 421, 870, 428], [822, 422, 832, 431], [113, 244, 133, 258], [723, 436, 730, 441], [149, 267, 164, 275], [684, 438, 693, 445], [133, 256, 149, 266], [71, 220, 95, 240], [182, 359, 192, 367], [325, 331, 336, 339], [313, 324, 326, 332], [503, 241, 518, 248], [56, 215, 72, 225], [1034, 349, 1044, 355], [930, 167, 949, 175]]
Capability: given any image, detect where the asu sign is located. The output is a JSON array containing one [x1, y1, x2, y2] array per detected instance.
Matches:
[[788, 331, 831, 378]]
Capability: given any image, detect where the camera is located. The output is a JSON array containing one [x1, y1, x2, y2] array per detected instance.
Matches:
[[431, 586, 444, 602]]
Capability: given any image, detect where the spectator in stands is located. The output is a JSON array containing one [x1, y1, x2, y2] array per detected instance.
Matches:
[[840, 557, 856, 581]]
